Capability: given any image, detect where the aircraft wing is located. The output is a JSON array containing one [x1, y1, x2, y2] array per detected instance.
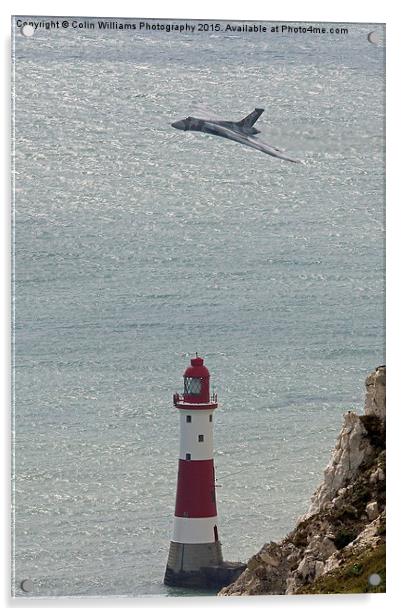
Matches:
[[203, 122, 302, 163]]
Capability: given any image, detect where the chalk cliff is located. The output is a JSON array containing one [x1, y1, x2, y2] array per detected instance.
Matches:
[[219, 366, 386, 595]]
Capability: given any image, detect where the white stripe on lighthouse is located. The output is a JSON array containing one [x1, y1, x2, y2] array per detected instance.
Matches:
[[179, 409, 214, 460], [173, 516, 218, 543]]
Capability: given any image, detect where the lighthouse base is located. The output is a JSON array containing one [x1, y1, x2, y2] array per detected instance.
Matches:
[[164, 541, 246, 590]]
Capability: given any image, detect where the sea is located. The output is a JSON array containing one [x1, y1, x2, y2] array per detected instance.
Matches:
[[11, 17, 385, 598]]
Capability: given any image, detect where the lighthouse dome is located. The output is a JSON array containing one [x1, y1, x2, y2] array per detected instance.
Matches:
[[183, 356, 210, 379]]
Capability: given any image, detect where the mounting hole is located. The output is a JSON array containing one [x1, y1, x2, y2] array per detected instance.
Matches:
[[368, 572, 381, 586], [367, 31, 380, 45], [20, 578, 33, 592], [21, 24, 35, 37]]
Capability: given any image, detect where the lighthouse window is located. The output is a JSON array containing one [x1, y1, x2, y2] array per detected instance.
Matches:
[[184, 377, 202, 395], [209, 414, 212, 422], [198, 434, 204, 442], [186, 415, 192, 423], [185, 453, 191, 460]]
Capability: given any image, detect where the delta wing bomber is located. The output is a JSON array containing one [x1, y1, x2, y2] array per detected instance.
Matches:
[[171, 105, 302, 163]]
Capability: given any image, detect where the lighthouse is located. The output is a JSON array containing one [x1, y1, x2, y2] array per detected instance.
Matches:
[[164, 355, 246, 589]]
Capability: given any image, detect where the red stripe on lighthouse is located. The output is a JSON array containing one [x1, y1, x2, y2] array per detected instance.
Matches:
[[175, 459, 217, 518]]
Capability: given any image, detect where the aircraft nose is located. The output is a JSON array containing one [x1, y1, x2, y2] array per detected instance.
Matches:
[[171, 120, 185, 130]]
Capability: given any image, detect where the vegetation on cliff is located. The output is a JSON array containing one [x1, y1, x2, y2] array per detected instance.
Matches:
[[298, 541, 385, 594]]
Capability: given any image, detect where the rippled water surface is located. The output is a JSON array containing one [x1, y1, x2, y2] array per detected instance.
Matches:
[[12, 18, 385, 597]]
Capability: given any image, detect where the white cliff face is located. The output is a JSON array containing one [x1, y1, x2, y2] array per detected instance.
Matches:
[[219, 367, 386, 596], [300, 365, 386, 522], [365, 365, 386, 420], [300, 412, 372, 520]]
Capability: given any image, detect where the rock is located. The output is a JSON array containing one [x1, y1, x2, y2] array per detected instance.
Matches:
[[369, 467, 385, 484], [323, 512, 385, 577], [254, 565, 267, 580], [246, 556, 261, 572], [297, 555, 317, 582], [365, 366, 386, 420], [260, 551, 281, 568], [366, 501, 379, 521], [302, 534, 336, 560], [331, 487, 351, 509], [350, 513, 384, 548], [300, 412, 371, 520], [315, 560, 325, 578], [286, 550, 301, 569], [320, 536, 337, 559], [292, 555, 325, 588]]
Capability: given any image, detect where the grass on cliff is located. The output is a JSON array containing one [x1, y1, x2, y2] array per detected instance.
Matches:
[[298, 543, 385, 595]]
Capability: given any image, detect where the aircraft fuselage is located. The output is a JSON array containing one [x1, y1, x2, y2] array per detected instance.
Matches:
[[171, 117, 260, 136]]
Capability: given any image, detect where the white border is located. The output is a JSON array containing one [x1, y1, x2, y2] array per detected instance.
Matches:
[[2, 1, 400, 614]]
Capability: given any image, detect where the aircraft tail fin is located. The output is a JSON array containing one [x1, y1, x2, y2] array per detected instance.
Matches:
[[237, 108, 264, 128]]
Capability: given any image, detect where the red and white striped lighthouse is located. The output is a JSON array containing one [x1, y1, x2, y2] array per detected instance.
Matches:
[[164, 355, 245, 589]]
